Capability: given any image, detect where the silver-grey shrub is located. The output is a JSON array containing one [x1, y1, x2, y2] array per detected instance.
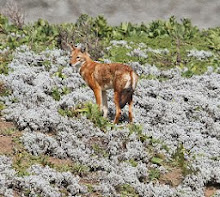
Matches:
[[0, 156, 16, 197], [1, 45, 220, 196]]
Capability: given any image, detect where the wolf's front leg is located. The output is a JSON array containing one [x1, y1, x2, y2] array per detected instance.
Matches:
[[102, 90, 108, 118], [93, 88, 102, 112]]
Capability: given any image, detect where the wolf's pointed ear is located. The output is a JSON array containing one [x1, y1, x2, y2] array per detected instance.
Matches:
[[65, 40, 76, 51], [80, 44, 87, 53], [67, 43, 76, 51]]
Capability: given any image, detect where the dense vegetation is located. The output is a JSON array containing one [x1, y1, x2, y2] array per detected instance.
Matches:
[[0, 13, 220, 197], [0, 14, 219, 76]]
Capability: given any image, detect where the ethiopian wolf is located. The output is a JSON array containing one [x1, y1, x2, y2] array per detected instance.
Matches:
[[69, 45, 138, 124]]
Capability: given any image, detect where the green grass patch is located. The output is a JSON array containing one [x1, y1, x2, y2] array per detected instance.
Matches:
[[0, 81, 12, 115], [0, 102, 5, 115], [170, 143, 195, 176], [52, 66, 67, 79], [140, 74, 169, 81], [58, 102, 114, 132], [12, 135, 51, 176], [49, 160, 90, 176], [50, 86, 70, 101], [13, 152, 49, 177], [128, 158, 138, 167], [0, 128, 16, 136], [91, 143, 109, 158], [116, 184, 138, 197], [148, 168, 161, 182], [105, 45, 134, 63]]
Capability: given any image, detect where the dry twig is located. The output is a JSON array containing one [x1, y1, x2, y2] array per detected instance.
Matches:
[[1, 0, 25, 29]]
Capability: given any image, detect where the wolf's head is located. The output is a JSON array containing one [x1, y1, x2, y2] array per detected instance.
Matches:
[[69, 44, 90, 69]]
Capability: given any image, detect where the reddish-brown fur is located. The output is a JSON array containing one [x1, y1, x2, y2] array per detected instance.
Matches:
[[69, 45, 138, 124]]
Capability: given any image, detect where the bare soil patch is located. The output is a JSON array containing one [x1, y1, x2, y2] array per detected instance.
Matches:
[[204, 182, 220, 197], [159, 168, 183, 187], [0, 118, 17, 154], [204, 186, 217, 197], [79, 171, 100, 185], [0, 118, 15, 133], [47, 156, 73, 166], [0, 136, 13, 154]]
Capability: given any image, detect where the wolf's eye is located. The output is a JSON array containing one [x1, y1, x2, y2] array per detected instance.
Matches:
[[76, 56, 80, 59]]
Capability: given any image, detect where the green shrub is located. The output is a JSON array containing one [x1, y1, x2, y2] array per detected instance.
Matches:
[[171, 143, 195, 176], [0, 13, 219, 78], [205, 27, 220, 51]]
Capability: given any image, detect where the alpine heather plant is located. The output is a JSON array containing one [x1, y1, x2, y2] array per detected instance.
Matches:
[[128, 48, 148, 59], [108, 40, 131, 49], [0, 157, 86, 196], [129, 62, 161, 76], [21, 132, 66, 157], [0, 45, 91, 132], [187, 49, 213, 60], [127, 46, 169, 59], [1, 45, 220, 196], [14, 164, 87, 196], [0, 156, 16, 197]]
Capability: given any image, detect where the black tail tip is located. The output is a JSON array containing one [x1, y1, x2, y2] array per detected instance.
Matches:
[[119, 89, 133, 108]]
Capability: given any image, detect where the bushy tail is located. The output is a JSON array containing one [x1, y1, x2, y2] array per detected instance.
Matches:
[[119, 88, 133, 108], [119, 71, 138, 109]]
